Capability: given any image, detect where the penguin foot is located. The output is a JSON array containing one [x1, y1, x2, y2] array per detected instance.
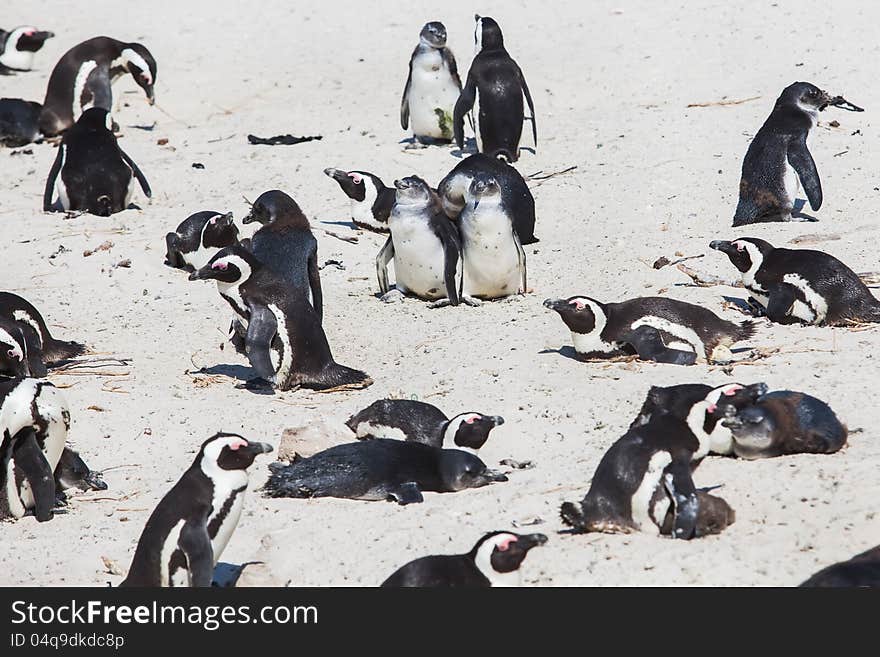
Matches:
[[462, 296, 484, 307], [708, 345, 734, 365], [236, 377, 276, 393], [427, 297, 454, 309], [381, 289, 405, 304]]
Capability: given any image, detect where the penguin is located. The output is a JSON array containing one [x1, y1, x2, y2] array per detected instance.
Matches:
[[264, 439, 508, 504], [345, 399, 504, 453], [120, 433, 273, 587], [39, 36, 157, 137], [164, 211, 239, 273], [453, 15, 536, 162], [629, 381, 769, 456], [0, 98, 42, 147], [559, 412, 735, 540], [323, 168, 394, 233], [382, 531, 547, 587], [376, 176, 462, 307], [437, 152, 538, 245], [456, 175, 527, 301], [800, 545, 880, 587], [0, 291, 87, 363], [241, 190, 322, 321], [710, 237, 880, 326], [733, 82, 863, 226], [716, 390, 847, 459], [543, 295, 756, 365], [400, 21, 462, 144], [0, 26, 54, 74], [0, 317, 42, 379], [189, 245, 371, 392], [54, 446, 107, 501], [43, 107, 151, 216], [0, 377, 69, 522]]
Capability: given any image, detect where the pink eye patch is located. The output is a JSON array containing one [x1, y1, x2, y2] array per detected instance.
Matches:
[[734, 242, 745, 252], [464, 414, 480, 425], [7, 348, 22, 361], [347, 172, 363, 184], [228, 438, 248, 451], [723, 384, 743, 396], [571, 300, 586, 310], [496, 536, 518, 551], [212, 261, 228, 270]]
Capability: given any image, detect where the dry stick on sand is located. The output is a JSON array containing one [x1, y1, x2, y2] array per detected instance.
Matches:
[[686, 95, 761, 108], [526, 165, 578, 181]]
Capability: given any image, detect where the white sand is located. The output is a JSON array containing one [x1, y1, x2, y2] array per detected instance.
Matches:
[[1, 0, 878, 586]]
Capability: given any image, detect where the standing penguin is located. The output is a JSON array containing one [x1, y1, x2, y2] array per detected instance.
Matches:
[[438, 152, 538, 245], [323, 168, 394, 233], [0, 292, 87, 363], [39, 36, 157, 137], [0, 26, 54, 74], [189, 246, 371, 392], [382, 531, 547, 587], [165, 211, 239, 272], [377, 176, 462, 306], [454, 15, 536, 161], [400, 21, 462, 144], [710, 237, 880, 325], [43, 107, 151, 216], [345, 399, 504, 453], [0, 378, 69, 522], [733, 82, 863, 226], [120, 433, 273, 587], [241, 190, 322, 322]]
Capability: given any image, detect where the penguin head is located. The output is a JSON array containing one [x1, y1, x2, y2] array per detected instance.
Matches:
[[323, 168, 379, 202], [693, 492, 736, 536], [243, 190, 308, 228], [709, 237, 773, 273], [0, 322, 30, 378], [73, 107, 114, 133], [200, 432, 274, 472], [474, 15, 503, 53], [393, 176, 432, 206], [466, 176, 502, 208], [471, 531, 547, 584], [444, 413, 505, 452], [202, 212, 239, 247], [419, 22, 447, 48], [778, 82, 832, 113], [721, 404, 776, 459], [56, 448, 107, 492], [438, 449, 507, 492], [121, 43, 157, 105], [697, 382, 767, 435], [543, 296, 602, 334], [0, 26, 54, 70], [189, 245, 259, 283]]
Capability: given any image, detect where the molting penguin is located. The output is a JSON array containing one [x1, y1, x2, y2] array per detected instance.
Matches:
[[44, 107, 151, 216], [345, 399, 504, 453], [716, 389, 847, 459], [241, 190, 322, 321], [454, 15, 536, 161], [400, 21, 462, 144], [323, 168, 394, 233], [0, 98, 42, 147], [263, 439, 508, 505], [120, 433, 272, 587], [189, 245, 371, 392], [733, 82, 863, 226], [438, 152, 538, 245], [800, 544, 880, 587], [0, 378, 69, 522], [544, 295, 756, 365], [165, 211, 239, 272], [0, 26, 54, 74], [377, 176, 462, 307], [382, 531, 547, 587], [710, 237, 880, 325], [39, 36, 157, 137], [559, 412, 736, 540], [0, 291, 87, 363]]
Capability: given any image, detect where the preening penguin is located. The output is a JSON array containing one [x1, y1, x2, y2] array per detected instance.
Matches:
[[733, 82, 863, 226], [454, 15, 536, 161], [54, 447, 107, 503], [323, 168, 394, 233], [382, 531, 547, 587], [43, 107, 151, 216], [165, 211, 239, 272], [0, 26, 54, 74], [345, 398, 504, 453], [0, 291, 87, 363], [120, 433, 273, 587], [39, 36, 157, 136], [376, 176, 463, 307], [400, 21, 462, 143], [710, 237, 880, 325], [544, 295, 756, 365]]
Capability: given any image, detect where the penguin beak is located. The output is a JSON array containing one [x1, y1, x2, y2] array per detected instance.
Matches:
[[146, 87, 155, 105], [709, 240, 734, 255], [324, 168, 345, 181], [543, 298, 566, 312], [84, 472, 108, 491], [188, 266, 211, 281], [485, 469, 509, 483], [488, 416, 505, 427], [242, 442, 274, 457], [517, 533, 549, 551]]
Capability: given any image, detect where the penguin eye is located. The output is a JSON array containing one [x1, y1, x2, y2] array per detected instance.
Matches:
[[7, 349, 15, 358], [465, 416, 477, 424], [348, 173, 363, 184], [735, 243, 744, 252], [570, 300, 586, 310]]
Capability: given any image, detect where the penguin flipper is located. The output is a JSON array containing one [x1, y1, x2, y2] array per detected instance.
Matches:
[[307, 250, 323, 323], [179, 519, 214, 587], [400, 53, 414, 130], [244, 305, 279, 382], [518, 65, 537, 147], [513, 231, 527, 294], [662, 459, 699, 539], [164, 233, 184, 268], [623, 326, 697, 365], [388, 482, 424, 505], [765, 283, 799, 324], [453, 73, 477, 149], [43, 144, 63, 211], [788, 137, 822, 211], [376, 236, 395, 294], [120, 149, 152, 198], [13, 428, 56, 522]]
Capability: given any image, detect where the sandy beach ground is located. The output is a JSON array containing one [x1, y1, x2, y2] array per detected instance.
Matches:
[[1, 0, 878, 586]]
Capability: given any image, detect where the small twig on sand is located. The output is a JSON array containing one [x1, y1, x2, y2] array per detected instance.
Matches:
[[653, 253, 704, 269], [319, 228, 358, 244], [687, 95, 760, 108], [676, 264, 742, 288], [52, 357, 130, 373], [526, 165, 578, 181], [100, 464, 140, 473]]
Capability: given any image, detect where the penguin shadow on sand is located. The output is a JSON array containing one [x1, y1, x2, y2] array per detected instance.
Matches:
[[449, 137, 478, 159], [211, 561, 264, 587], [194, 364, 276, 396], [538, 345, 584, 362], [791, 199, 818, 222]]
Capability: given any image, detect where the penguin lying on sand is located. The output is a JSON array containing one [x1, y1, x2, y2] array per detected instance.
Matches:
[[0, 26, 54, 74], [800, 544, 880, 587], [0, 291, 87, 363]]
